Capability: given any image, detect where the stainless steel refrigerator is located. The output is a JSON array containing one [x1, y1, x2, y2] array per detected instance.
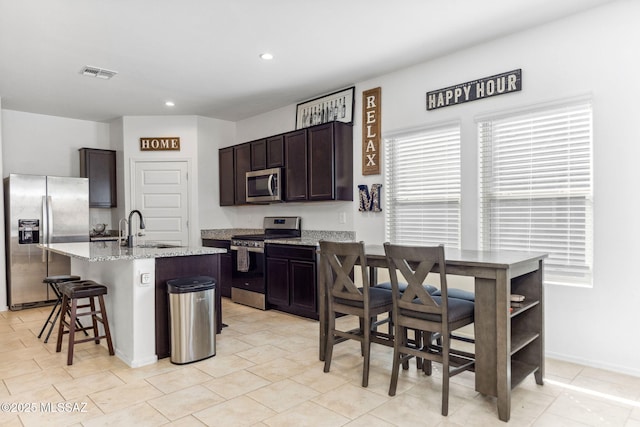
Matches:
[[4, 174, 89, 310]]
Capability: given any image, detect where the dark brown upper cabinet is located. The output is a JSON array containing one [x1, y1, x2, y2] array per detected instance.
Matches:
[[251, 135, 284, 171], [266, 135, 284, 168], [234, 143, 251, 205], [285, 122, 353, 202], [308, 122, 353, 201], [79, 148, 117, 208], [251, 139, 267, 171], [218, 122, 352, 206], [218, 147, 235, 206], [284, 129, 308, 201]]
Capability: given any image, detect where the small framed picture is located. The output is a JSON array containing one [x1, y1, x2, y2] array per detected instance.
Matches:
[[296, 86, 355, 129]]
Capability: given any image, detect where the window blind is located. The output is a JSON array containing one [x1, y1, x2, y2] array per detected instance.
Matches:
[[479, 101, 593, 286], [385, 125, 461, 248]]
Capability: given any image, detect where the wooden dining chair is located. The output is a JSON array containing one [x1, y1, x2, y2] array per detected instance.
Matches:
[[383, 242, 475, 416], [319, 240, 394, 387]]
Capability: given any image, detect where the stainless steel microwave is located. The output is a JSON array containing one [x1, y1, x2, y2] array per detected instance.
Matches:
[[246, 167, 283, 203]]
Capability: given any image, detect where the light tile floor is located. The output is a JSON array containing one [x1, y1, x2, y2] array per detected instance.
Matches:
[[1, 299, 640, 426]]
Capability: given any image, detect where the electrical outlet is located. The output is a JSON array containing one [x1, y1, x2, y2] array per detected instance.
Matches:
[[140, 273, 151, 285], [339, 212, 347, 224]]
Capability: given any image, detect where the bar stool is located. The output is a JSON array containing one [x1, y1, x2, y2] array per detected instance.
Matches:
[[55, 280, 115, 365], [37, 275, 82, 343]]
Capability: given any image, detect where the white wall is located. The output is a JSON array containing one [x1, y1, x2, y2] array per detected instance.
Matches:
[[197, 116, 236, 230], [109, 117, 125, 227], [2, 110, 111, 177], [0, 99, 6, 310], [232, 1, 640, 376], [117, 115, 236, 245], [119, 116, 199, 246], [1, 110, 117, 228]]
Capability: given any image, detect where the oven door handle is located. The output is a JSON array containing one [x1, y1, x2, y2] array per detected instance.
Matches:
[[230, 245, 264, 254]]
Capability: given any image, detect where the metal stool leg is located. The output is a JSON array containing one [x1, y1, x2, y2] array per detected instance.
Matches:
[[38, 287, 61, 339], [43, 304, 63, 343]]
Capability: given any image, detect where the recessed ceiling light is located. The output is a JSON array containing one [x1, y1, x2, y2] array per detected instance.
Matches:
[[165, 101, 175, 107], [260, 53, 274, 60]]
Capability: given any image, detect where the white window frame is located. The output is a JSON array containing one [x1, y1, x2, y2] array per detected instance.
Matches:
[[384, 123, 461, 248], [478, 99, 593, 287]]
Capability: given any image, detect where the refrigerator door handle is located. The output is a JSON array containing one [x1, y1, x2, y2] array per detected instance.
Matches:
[[42, 195, 54, 244], [45, 195, 54, 262], [42, 196, 47, 243], [42, 195, 47, 262], [47, 195, 53, 243], [47, 196, 53, 246]]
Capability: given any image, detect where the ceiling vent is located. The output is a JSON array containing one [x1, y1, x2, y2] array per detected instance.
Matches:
[[80, 65, 118, 80]]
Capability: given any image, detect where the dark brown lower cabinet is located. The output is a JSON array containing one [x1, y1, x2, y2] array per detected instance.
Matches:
[[266, 244, 318, 320], [202, 239, 232, 298], [155, 254, 222, 359]]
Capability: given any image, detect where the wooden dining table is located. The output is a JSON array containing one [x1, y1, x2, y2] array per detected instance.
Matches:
[[317, 244, 547, 422]]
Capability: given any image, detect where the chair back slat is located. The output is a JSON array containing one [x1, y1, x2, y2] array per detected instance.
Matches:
[[384, 243, 448, 317], [320, 240, 369, 304], [325, 253, 362, 300]]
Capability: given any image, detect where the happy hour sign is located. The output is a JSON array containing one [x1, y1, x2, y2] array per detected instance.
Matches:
[[427, 69, 522, 110]]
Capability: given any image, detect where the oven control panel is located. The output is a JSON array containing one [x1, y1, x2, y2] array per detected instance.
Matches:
[[231, 239, 264, 248]]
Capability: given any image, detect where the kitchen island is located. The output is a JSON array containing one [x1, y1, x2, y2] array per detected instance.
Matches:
[[40, 241, 226, 367]]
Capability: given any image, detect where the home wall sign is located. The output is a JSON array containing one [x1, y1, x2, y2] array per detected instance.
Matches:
[[140, 137, 181, 151], [426, 69, 522, 110], [295, 86, 354, 129], [362, 87, 381, 176]]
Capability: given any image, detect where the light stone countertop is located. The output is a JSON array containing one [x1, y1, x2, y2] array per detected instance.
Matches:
[[40, 241, 226, 262], [200, 228, 263, 241], [200, 229, 356, 246]]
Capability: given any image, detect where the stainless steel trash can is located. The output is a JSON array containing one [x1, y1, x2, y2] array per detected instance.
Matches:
[[167, 276, 216, 364]]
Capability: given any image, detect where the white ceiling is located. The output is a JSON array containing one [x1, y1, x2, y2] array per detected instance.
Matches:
[[0, 0, 617, 123]]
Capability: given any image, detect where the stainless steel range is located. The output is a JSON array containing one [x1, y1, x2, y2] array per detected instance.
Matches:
[[230, 216, 301, 309]]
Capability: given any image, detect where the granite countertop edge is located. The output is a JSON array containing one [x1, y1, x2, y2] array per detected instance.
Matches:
[[40, 242, 226, 262]]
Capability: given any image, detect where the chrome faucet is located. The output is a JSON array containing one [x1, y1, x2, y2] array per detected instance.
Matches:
[[118, 218, 128, 246], [127, 210, 146, 247]]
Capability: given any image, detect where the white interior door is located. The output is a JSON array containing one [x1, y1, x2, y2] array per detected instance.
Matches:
[[132, 161, 190, 246]]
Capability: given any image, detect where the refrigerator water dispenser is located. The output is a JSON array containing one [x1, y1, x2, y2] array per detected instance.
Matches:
[[18, 219, 39, 244]]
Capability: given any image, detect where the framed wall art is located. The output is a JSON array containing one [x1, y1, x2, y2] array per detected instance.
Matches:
[[296, 86, 354, 129]]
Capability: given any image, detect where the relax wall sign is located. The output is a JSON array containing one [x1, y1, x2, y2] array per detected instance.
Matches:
[[362, 87, 381, 175], [426, 69, 522, 110]]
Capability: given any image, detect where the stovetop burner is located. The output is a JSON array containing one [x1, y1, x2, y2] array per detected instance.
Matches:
[[231, 216, 301, 248]]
